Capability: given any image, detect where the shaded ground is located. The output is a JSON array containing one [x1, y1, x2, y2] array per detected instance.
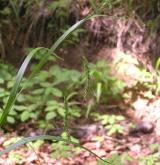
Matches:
[[1, 49, 160, 165], [1, 1, 160, 164]]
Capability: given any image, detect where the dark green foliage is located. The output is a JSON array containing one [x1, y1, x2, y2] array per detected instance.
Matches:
[[0, 60, 81, 125], [0, 57, 125, 128]]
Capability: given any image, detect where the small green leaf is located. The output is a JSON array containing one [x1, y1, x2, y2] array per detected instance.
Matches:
[[116, 116, 125, 121], [14, 105, 26, 111], [38, 71, 50, 80], [46, 112, 57, 120], [9, 109, 17, 115], [45, 105, 58, 111], [47, 100, 59, 106], [30, 113, 39, 119], [69, 107, 81, 117], [20, 111, 30, 122], [40, 82, 51, 87], [7, 116, 15, 124], [51, 88, 62, 97], [32, 88, 44, 95], [108, 116, 116, 124], [57, 108, 65, 117]]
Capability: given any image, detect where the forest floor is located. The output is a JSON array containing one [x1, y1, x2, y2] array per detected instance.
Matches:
[[1, 48, 160, 165], [1, 1, 160, 164]]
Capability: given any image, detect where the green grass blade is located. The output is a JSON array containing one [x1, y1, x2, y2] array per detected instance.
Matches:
[[30, 14, 100, 77], [0, 47, 44, 127], [0, 14, 109, 163], [0, 135, 108, 164], [50, 15, 94, 52], [0, 15, 103, 128], [155, 58, 160, 70]]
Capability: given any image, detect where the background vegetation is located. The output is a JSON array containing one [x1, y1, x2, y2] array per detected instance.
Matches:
[[0, 0, 160, 164]]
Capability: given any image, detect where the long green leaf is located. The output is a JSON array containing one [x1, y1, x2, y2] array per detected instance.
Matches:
[[30, 14, 99, 77], [0, 135, 108, 164], [0, 47, 44, 127], [0, 15, 100, 128], [0, 15, 107, 163]]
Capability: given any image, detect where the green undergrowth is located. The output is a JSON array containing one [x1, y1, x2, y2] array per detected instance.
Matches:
[[1, 49, 160, 164], [0, 6, 160, 162], [0, 56, 125, 128], [0, 50, 127, 164], [0, 15, 110, 164]]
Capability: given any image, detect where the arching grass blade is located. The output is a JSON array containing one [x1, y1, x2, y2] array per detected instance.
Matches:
[[0, 135, 109, 164], [0, 47, 44, 127]]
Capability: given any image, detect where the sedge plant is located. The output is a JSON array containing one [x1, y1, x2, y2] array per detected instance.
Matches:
[[0, 15, 110, 164]]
